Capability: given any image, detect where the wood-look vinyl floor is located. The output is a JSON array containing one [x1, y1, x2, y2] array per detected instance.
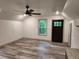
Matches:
[[0, 38, 68, 59]]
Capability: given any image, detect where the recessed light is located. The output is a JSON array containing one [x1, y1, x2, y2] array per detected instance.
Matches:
[[0, 9, 2, 12], [56, 10, 59, 15]]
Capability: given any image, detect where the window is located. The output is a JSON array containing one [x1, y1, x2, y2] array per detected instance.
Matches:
[[38, 19, 47, 36], [54, 21, 62, 27]]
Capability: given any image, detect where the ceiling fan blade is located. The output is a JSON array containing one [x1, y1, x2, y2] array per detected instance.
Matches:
[[29, 9, 34, 12], [31, 13, 41, 15], [28, 13, 32, 16]]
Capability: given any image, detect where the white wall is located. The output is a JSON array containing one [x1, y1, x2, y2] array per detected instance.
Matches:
[[63, 19, 70, 42], [23, 17, 37, 38], [23, 16, 51, 41], [0, 14, 70, 46], [23, 15, 70, 42], [0, 15, 70, 46], [71, 20, 79, 48], [23, 16, 49, 40], [0, 20, 23, 46]]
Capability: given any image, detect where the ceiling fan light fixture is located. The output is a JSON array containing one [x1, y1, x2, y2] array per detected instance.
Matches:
[[26, 5, 29, 9], [24, 14, 27, 16]]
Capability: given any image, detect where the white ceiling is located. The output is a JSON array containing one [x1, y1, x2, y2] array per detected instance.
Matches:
[[63, 0, 79, 20], [0, 0, 78, 20]]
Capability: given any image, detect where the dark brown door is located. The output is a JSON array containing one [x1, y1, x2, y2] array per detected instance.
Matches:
[[52, 20, 64, 43]]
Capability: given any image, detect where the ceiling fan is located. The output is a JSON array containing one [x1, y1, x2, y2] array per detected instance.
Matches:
[[2, 0, 41, 16], [25, 4, 41, 16]]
